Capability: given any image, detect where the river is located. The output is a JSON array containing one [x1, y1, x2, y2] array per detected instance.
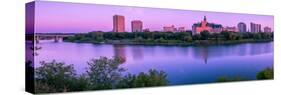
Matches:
[[32, 41, 273, 85]]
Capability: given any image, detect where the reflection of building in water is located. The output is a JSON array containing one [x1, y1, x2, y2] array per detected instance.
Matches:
[[132, 47, 144, 61], [191, 42, 273, 63], [113, 45, 126, 63], [201, 47, 209, 64], [192, 47, 209, 64], [249, 42, 273, 55]]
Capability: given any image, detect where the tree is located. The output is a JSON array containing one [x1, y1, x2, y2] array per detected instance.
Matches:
[[156, 37, 167, 43], [211, 33, 220, 41], [117, 69, 168, 88], [86, 56, 126, 90], [183, 35, 193, 42], [135, 36, 144, 42], [220, 31, 231, 40], [253, 33, 262, 40], [200, 30, 210, 40], [68, 74, 91, 91], [256, 68, 273, 80], [192, 34, 201, 40], [35, 60, 76, 92]]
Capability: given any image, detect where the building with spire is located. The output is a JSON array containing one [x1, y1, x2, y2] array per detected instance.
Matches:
[[192, 16, 223, 34]]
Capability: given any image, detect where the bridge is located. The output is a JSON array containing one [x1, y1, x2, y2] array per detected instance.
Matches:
[[26, 33, 76, 43]]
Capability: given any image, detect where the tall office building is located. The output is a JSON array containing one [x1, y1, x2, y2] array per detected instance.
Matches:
[[258, 24, 261, 32], [131, 20, 143, 32], [238, 22, 247, 32], [113, 15, 125, 32], [250, 22, 261, 32]]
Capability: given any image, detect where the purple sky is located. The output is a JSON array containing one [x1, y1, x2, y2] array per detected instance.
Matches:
[[32, 1, 274, 33]]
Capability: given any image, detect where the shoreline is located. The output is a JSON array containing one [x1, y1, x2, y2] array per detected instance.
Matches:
[[63, 39, 273, 47]]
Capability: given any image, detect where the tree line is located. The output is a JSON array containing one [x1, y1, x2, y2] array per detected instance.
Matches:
[[64, 30, 273, 45]]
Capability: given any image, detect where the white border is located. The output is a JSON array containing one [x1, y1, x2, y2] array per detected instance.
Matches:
[[0, 0, 280, 95]]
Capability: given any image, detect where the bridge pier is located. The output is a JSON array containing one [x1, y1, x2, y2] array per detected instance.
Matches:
[[34, 36, 39, 44], [54, 36, 59, 42]]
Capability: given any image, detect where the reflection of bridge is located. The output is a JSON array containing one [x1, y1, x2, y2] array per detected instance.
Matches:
[[26, 33, 76, 43]]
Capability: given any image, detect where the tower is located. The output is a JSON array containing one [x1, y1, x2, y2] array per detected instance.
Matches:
[[113, 15, 125, 32]]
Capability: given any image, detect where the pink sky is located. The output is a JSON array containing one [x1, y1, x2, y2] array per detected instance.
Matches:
[[29, 1, 274, 33]]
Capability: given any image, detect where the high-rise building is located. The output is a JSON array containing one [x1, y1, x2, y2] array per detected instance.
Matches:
[[192, 16, 223, 34], [163, 25, 177, 32], [264, 26, 272, 32], [131, 20, 143, 32], [250, 22, 262, 32], [258, 24, 261, 32], [238, 22, 247, 32], [113, 15, 125, 32]]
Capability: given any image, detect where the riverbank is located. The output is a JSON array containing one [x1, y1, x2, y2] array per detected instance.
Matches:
[[63, 39, 273, 46], [63, 31, 273, 46]]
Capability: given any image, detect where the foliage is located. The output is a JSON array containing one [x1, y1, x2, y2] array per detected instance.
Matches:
[[35, 60, 76, 93], [200, 30, 210, 40], [217, 76, 245, 82], [64, 31, 273, 45], [256, 68, 274, 80], [35, 57, 168, 93], [86, 57, 125, 90], [117, 69, 168, 88], [216, 67, 274, 83]]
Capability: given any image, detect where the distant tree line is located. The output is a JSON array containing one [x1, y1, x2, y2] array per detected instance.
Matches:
[[64, 30, 273, 45], [33, 57, 168, 93]]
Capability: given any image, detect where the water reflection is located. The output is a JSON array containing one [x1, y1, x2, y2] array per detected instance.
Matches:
[[113, 44, 126, 63], [131, 46, 144, 61], [190, 42, 273, 64], [192, 47, 209, 64], [34, 41, 273, 85]]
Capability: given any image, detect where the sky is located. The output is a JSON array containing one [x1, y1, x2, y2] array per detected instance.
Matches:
[[29, 1, 274, 33]]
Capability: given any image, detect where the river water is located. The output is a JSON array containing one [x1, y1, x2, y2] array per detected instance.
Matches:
[[33, 41, 273, 85]]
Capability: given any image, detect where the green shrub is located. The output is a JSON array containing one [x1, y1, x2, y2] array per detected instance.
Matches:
[[34, 57, 169, 93], [256, 68, 274, 80]]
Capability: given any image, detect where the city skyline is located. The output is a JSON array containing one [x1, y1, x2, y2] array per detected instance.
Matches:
[[32, 1, 274, 33]]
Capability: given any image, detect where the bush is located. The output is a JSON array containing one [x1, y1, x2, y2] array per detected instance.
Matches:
[[35, 60, 76, 93], [256, 68, 274, 80], [200, 30, 210, 40], [86, 57, 125, 90], [118, 69, 168, 88], [34, 57, 169, 93], [217, 76, 245, 82]]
